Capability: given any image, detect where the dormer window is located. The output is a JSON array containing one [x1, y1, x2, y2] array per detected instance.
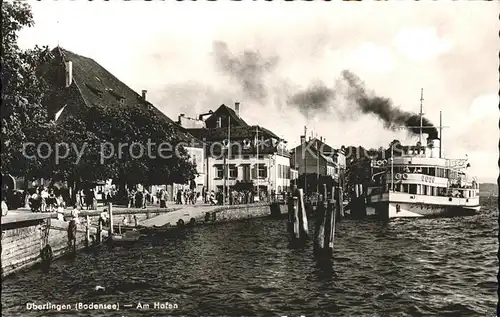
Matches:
[[85, 83, 103, 97], [108, 89, 125, 104]]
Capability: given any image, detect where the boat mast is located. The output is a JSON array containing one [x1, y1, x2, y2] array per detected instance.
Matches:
[[419, 88, 424, 145], [439, 111, 443, 158], [391, 144, 394, 191]]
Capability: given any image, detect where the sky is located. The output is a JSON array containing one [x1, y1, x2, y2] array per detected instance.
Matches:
[[17, 1, 499, 183]]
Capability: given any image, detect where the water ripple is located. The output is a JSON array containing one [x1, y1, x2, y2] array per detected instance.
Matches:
[[1, 199, 497, 316]]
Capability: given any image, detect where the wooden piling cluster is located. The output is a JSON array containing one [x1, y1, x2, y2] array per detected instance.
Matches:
[[312, 185, 339, 257], [287, 187, 309, 244], [286, 185, 343, 257], [351, 184, 366, 219]]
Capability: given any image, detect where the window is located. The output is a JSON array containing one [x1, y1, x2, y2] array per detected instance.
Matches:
[[428, 167, 435, 176], [257, 164, 267, 178], [85, 83, 103, 97], [192, 154, 196, 165], [403, 184, 409, 193], [409, 184, 417, 194], [119, 98, 125, 105], [229, 165, 238, 178], [215, 165, 224, 179]]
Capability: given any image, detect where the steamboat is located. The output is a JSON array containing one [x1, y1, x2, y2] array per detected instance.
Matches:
[[366, 91, 480, 219]]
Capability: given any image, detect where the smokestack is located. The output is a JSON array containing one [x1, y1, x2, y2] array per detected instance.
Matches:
[[300, 135, 305, 144], [235, 102, 240, 117], [142, 90, 147, 101], [426, 137, 441, 158], [65, 61, 73, 87]]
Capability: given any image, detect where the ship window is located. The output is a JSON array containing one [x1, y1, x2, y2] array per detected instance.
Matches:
[[403, 184, 409, 193], [438, 168, 444, 178], [409, 184, 417, 194], [422, 167, 428, 175], [428, 167, 436, 176]]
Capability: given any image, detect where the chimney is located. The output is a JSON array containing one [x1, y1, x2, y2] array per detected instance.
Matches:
[[178, 113, 185, 124], [142, 90, 147, 101], [65, 61, 73, 87], [235, 102, 240, 117]]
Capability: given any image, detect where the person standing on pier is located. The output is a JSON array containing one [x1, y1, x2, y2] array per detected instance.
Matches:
[[142, 188, 148, 209], [40, 187, 48, 212], [47, 189, 56, 212], [1, 196, 8, 216], [159, 189, 166, 208], [129, 188, 136, 208], [177, 189, 183, 204]]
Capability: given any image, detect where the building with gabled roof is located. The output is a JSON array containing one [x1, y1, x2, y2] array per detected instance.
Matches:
[[44, 47, 198, 144], [290, 133, 346, 186], [177, 103, 293, 198], [40, 47, 205, 198], [204, 103, 248, 128]]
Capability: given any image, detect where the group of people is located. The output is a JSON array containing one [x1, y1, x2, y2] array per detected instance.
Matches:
[[29, 186, 66, 213], [75, 189, 98, 210], [126, 187, 150, 209], [206, 189, 268, 206], [175, 188, 200, 205]]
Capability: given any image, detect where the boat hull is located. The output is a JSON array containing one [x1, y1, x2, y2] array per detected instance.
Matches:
[[367, 192, 481, 220]]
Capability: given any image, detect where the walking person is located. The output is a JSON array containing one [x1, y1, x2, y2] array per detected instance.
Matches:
[[159, 189, 166, 208], [176, 189, 182, 205], [142, 188, 148, 209]]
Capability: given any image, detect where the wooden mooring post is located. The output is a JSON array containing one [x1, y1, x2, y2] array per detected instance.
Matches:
[[287, 187, 309, 244], [85, 215, 90, 247], [314, 185, 337, 257], [335, 186, 345, 220], [108, 202, 114, 236], [97, 218, 102, 243], [351, 184, 366, 219]]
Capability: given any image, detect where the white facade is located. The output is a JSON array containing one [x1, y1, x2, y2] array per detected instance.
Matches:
[[184, 146, 206, 189], [207, 153, 291, 193]]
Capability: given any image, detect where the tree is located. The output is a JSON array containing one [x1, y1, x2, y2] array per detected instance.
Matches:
[[1, 1, 52, 176], [37, 104, 199, 190]]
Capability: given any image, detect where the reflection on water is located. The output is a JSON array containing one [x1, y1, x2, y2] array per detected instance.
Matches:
[[1, 199, 497, 316]]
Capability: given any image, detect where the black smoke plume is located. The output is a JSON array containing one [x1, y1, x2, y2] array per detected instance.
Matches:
[[287, 83, 335, 117], [212, 41, 279, 102], [341, 70, 438, 139]]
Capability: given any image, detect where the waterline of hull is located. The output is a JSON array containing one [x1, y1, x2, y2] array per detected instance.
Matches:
[[370, 201, 480, 219]]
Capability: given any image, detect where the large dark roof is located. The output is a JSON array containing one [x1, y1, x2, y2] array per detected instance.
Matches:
[[48, 47, 198, 144], [205, 104, 248, 127]]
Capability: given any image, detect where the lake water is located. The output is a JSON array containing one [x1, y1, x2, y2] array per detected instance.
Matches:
[[1, 197, 497, 317]]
